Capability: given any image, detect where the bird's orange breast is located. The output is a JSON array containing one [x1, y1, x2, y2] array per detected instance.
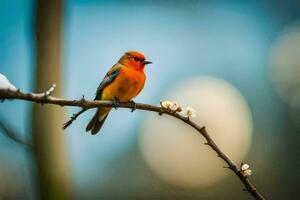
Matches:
[[102, 66, 146, 102]]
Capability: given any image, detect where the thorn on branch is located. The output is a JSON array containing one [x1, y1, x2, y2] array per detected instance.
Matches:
[[16, 88, 21, 94], [130, 100, 136, 112], [80, 95, 87, 107], [158, 110, 163, 116], [112, 97, 119, 110], [81, 95, 86, 102]]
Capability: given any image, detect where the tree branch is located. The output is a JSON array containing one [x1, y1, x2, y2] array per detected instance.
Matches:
[[0, 87, 265, 200]]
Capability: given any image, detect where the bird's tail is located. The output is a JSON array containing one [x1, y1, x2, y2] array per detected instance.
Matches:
[[86, 108, 110, 135]]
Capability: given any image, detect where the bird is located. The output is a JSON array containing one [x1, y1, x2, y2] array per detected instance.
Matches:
[[63, 51, 152, 134]]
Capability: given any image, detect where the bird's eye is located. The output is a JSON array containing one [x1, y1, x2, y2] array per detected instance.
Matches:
[[133, 57, 139, 61]]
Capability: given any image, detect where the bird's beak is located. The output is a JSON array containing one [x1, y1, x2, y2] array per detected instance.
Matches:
[[143, 60, 152, 65]]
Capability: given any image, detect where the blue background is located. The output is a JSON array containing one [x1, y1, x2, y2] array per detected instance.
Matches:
[[0, 0, 299, 199]]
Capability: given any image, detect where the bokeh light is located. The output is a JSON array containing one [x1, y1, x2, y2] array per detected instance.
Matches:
[[269, 22, 300, 109], [139, 77, 253, 189]]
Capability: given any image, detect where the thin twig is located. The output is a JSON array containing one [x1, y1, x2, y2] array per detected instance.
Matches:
[[0, 88, 265, 200], [0, 116, 32, 149], [62, 108, 87, 129]]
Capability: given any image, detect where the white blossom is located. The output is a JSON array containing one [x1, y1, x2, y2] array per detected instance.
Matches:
[[161, 100, 181, 111], [0, 73, 17, 91], [183, 106, 196, 118], [161, 100, 173, 109], [242, 169, 252, 177], [241, 163, 252, 177], [170, 101, 179, 111], [241, 163, 249, 171]]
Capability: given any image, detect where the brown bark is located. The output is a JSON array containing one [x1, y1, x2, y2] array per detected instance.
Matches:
[[32, 0, 70, 199]]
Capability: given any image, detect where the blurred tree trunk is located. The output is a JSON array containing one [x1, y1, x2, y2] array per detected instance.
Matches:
[[32, 0, 71, 199]]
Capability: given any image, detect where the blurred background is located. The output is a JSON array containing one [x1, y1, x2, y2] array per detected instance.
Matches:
[[0, 0, 300, 199]]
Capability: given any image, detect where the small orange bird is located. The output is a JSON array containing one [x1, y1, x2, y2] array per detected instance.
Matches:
[[66, 51, 151, 134]]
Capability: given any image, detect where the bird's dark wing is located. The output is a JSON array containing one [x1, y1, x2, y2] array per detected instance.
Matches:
[[94, 65, 121, 100]]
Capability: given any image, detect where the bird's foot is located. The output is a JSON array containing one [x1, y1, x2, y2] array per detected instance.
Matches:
[[130, 100, 136, 112], [112, 97, 120, 110]]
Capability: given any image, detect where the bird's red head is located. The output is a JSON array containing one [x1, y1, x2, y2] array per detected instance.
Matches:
[[118, 51, 152, 71]]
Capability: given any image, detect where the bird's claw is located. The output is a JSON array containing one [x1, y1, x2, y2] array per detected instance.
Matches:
[[130, 100, 136, 112], [112, 97, 120, 110]]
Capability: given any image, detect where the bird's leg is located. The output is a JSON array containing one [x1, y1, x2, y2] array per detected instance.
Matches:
[[129, 100, 136, 112], [112, 97, 120, 110]]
